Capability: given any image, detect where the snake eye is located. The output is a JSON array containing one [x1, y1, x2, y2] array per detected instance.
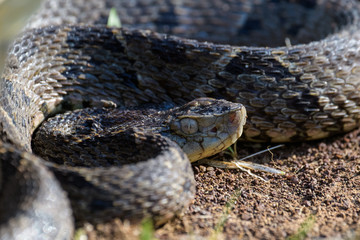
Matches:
[[180, 118, 198, 134]]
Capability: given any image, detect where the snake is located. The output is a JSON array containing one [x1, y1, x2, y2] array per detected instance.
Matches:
[[1, 0, 360, 239], [31, 97, 245, 225]]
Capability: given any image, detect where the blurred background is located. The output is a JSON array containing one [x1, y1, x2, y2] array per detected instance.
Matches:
[[0, 0, 43, 73]]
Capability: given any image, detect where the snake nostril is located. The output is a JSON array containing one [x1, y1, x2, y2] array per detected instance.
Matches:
[[228, 112, 237, 123], [210, 126, 217, 133]]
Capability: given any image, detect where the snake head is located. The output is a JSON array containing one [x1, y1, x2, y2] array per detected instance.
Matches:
[[168, 97, 246, 162]]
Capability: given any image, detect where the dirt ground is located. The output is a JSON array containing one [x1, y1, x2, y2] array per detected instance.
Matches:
[[83, 128, 360, 240]]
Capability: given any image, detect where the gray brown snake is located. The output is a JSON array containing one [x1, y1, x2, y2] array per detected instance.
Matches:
[[1, 0, 360, 239]]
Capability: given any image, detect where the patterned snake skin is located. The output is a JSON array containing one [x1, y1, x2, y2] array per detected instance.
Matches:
[[1, 0, 360, 239]]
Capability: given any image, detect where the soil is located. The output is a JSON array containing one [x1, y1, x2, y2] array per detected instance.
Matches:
[[82, 128, 360, 240]]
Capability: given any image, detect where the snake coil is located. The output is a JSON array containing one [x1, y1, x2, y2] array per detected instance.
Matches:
[[1, 0, 360, 239]]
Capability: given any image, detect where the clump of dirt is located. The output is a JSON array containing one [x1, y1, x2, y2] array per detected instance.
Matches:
[[84, 129, 360, 240]]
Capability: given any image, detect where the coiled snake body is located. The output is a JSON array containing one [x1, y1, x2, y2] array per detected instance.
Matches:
[[1, 0, 360, 239]]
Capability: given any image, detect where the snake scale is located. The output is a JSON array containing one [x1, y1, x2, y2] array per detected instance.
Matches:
[[1, 0, 360, 239]]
